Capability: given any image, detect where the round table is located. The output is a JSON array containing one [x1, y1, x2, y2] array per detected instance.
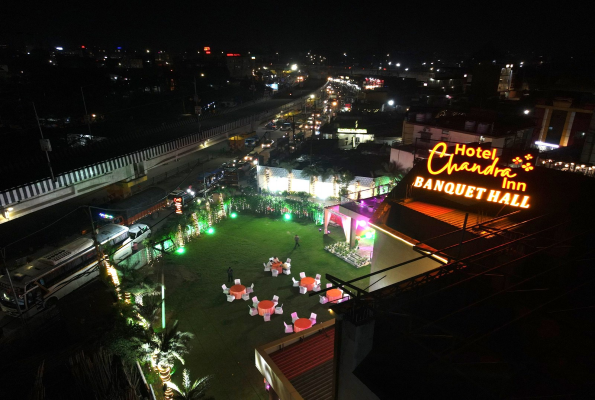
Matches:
[[327, 288, 342, 302], [300, 277, 316, 291], [294, 318, 312, 332], [229, 284, 246, 299], [271, 262, 283, 274], [258, 300, 275, 316]]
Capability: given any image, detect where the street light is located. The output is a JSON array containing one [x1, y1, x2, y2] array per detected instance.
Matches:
[[524, 109, 530, 115], [388, 100, 395, 106], [291, 64, 298, 71]]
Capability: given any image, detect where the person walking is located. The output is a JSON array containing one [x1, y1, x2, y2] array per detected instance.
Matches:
[[227, 267, 234, 283], [294, 234, 300, 249]]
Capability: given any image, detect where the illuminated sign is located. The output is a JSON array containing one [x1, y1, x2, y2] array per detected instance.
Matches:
[[173, 197, 183, 214], [337, 128, 367, 133], [99, 213, 114, 219], [414, 142, 534, 208], [203, 46, 211, 55], [226, 53, 241, 57]]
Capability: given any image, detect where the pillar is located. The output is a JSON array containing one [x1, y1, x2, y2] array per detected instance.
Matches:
[[350, 217, 357, 248], [538, 108, 551, 142], [324, 208, 331, 234], [559, 111, 575, 147]]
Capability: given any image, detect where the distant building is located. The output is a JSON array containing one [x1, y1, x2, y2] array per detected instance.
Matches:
[[533, 97, 594, 148]]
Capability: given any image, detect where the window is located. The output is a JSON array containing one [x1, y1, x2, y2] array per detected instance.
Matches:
[[420, 131, 432, 143]]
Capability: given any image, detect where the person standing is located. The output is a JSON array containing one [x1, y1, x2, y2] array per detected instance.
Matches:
[[227, 267, 233, 283], [294, 234, 300, 249]]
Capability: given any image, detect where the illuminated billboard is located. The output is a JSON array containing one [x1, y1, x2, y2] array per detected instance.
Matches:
[[413, 142, 535, 209]]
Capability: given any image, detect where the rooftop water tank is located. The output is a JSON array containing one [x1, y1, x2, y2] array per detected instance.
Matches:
[[464, 120, 476, 131], [477, 123, 489, 134]]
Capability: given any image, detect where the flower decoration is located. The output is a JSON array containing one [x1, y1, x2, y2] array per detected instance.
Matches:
[[513, 157, 523, 165], [522, 163, 534, 172], [524, 154, 533, 160]]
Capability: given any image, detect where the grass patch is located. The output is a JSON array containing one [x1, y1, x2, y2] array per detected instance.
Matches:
[[156, 213, 370, 400]]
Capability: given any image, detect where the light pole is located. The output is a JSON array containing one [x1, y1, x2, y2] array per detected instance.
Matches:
[[80, 86, 93, 140], [33, 102, 56, 182]]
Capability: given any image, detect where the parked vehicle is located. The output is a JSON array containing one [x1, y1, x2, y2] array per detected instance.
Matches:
[[167, 189, 195, 208], [128, 223, 151, 245], [95, 187, 167, 226], [0, 224, 131, 318], [281, 122, 292, 131]]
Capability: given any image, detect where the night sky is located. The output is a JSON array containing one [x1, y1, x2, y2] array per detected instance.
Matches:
[[1, 0, 593, 56]]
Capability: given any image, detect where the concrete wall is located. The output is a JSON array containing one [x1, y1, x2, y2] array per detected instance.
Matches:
[[390, 148, 415, 169], [369, 229, 441, 291], [336, 318, 379, 400]]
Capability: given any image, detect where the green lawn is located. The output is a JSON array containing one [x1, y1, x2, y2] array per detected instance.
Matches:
[[155, 213, 371, 400]]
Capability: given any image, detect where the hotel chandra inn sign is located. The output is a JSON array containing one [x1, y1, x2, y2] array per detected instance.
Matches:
[[413, 142, 534, 208]]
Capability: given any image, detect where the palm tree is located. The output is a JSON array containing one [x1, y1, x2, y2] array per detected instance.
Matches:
[[338, 170, 355, 197], [279, 160, 298, 193], [134, 293, 162, 327], [167, 369, 214, 400], [142, 321, 194, 398], [117, 264, 159, 305], [323, 167, 340, 197], [374, 161, 409, 194], [301, 165, 324, 197]]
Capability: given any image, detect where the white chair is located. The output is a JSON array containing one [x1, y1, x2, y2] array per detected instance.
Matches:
[[291, 312, 299, 323], [292, 277, 300, 287], [275, 304, 283, 314], [222, 284, 229, 294], [226, 295, 235, 302], [283, 268, 291, 275], [285, 262, 291, 268], [286, 258, 291, 264], [309, 312, 317, 325], [319, 295, 328, 304], [272, 295, 279, 303], [249, 306, 258, 316], [246, 283, 254, 294], [252, 296, 259, 307], [264, 312, 271, 322], [341, 294, 351, 303], [234, 279, 241, 285], [263, 263, 270, 272], [313, 284, 321, 292], [242, 293, 250, 301], [326, 283, 333, 288], [299, 286, 307, 294], [315, 274, 321, 282], [299, 272, 306, 279], [271, 269, 279, 277], [284, 321, 293, 333]]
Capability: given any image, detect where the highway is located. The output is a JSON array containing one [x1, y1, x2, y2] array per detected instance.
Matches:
[[0, 109, 299, 263]]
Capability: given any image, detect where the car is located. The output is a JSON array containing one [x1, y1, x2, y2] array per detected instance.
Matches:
[[128, 223, 151, 245], [245, 135, 259, 146], [281, 122, 292, 131], [261, 139, 274, 148]]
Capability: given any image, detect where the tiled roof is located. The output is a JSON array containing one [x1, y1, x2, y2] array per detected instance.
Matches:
[[269, 327, 335, 381]]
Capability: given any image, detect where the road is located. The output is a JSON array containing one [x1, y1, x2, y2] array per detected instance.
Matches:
[[0, 115, 297, 264]]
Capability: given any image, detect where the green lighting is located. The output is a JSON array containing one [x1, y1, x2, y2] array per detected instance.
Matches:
[[207, 227, 215, 234], [364, 231, 374, 239], [176, 247, 185, 254], [231, 212, 237, 218], [284, 213, 292, 220]]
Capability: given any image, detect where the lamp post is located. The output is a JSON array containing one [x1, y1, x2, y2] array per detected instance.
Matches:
[[80, 86, 93, 140]]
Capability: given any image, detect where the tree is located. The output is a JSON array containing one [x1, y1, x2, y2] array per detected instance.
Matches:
[[117, 263, 159, 305], [134, 293, 163, 327], [338, 170, 354, 197], [142, 320, 194, 398], [375, 161, 409, 184], [279, 160, 298, 192], [167, 369, 214, 400], [300, 165, 324, 197], [323, 167, 340, 197]]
